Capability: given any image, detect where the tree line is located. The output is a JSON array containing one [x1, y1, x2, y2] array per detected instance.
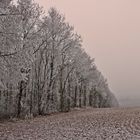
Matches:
[[0, 0, 118, 119]]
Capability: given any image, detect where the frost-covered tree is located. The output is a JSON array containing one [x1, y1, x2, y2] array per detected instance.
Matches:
[[0, 1, 118, 119]]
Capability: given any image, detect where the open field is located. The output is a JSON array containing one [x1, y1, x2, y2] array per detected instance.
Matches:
[[0, 107, 140, 140]]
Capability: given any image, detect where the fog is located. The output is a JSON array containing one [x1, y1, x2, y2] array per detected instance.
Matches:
[[35, 0, 140, 106]]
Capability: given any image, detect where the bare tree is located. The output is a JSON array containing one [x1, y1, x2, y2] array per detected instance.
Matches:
[[0, 1, 118, 119]]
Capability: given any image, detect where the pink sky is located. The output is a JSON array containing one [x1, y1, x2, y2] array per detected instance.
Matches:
[[35, 0, 140, 105]]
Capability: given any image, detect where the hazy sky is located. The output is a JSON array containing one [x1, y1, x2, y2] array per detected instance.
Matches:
[[35, 0, 140, 105]]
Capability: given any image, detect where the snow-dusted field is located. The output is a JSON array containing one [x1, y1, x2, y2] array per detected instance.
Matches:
[[0, 107, 140, 140]]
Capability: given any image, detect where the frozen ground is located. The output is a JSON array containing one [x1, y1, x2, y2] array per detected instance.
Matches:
[[0, 107, 140, 140]]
